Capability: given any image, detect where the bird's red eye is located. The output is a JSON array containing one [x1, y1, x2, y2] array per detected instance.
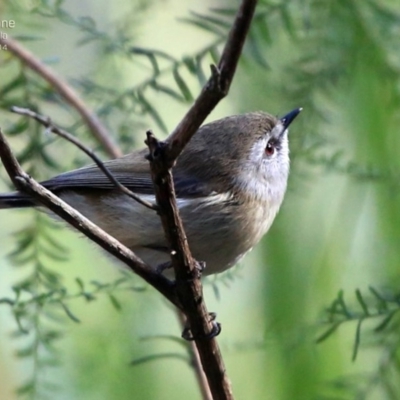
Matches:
[[265, 141, 275, 156]]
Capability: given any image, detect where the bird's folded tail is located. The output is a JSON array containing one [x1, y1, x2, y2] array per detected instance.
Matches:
[[0, 192, 35, 209]]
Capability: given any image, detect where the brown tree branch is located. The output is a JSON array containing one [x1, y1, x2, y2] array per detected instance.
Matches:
[[145, 1, 258, 399], [0, 36, 122, 159], [166, 0, 258, 163], [0, 1, 258, 398], [176, 311, 213, 400], [10, 106, 157, 211], [0, 128, 179, 308]]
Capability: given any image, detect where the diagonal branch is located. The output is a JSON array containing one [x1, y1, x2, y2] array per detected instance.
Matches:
[[176, 311, 213, 400], [10, 106, 157, 211], [145, 1, 258, 400], [166, 0, 258, 163], [0, 35, 122, 159], [0, 128, 179, 308], [0, 1, 258, 399]]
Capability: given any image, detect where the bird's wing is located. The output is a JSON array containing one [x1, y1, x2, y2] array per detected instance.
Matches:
[[41, 152, 214, 198], [42, 165, 155, 194]]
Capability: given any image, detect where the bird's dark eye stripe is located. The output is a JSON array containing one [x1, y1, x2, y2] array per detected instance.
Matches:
[[268, 138, 279, 147], [270, 138, 282, 149]]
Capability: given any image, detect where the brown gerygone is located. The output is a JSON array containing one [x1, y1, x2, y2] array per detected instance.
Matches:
[[0, 109, 301, 276]]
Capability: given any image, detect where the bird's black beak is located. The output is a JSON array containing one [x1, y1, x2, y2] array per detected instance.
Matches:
[[280, 108, 302, 129]]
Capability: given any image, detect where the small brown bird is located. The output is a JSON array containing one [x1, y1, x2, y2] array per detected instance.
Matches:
[[0, 109, 301, 276]]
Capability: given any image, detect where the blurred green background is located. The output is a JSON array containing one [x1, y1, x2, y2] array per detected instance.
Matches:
[[1, 0, 400, 399]]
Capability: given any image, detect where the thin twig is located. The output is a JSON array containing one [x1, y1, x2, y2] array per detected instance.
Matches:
[[10, 106, 157, 211], [145, 1, 258, 399], [0, 36, 122, 159], [0, 128, 179, 308], [176, 311, 212, 400]]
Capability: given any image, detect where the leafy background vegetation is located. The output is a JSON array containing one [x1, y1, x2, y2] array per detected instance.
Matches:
[[1, 0, 400, 399]]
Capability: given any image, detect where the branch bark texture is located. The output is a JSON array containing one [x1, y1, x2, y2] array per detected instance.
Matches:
[[0, 129, 178, 308], [145, 1, 258, 399], [0, 1, 258, 399]]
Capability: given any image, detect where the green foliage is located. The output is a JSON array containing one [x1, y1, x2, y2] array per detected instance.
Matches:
[[316, 289, 400, 399], [0, 256, 144, 399], [317, 288, 400, 357], [0, 0, 400, 399]]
